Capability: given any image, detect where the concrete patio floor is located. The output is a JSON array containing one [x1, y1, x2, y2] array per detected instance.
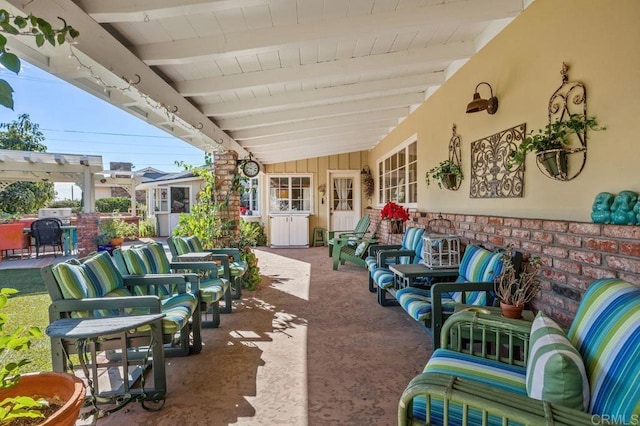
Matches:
[[94, 245, 432, 425]]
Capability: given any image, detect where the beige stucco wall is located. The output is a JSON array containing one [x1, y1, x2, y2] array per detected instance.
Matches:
[[370, 0, 640, 222], [264, 151, 369, 233]]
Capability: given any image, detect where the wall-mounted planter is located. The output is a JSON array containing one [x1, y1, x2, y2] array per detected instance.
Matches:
[[441, 173, 460, 191], [537, 149, 568, 178]]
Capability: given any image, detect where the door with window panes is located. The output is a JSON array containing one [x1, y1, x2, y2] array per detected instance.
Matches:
[[329, 171, 360, 232]]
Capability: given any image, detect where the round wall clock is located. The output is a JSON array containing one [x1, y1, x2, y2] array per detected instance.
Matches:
[[242, 159, 260, 177]]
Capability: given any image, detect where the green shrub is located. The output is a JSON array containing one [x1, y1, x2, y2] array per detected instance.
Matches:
[[138, 216, 157, 237], [239, 220, 267, 247], [48, 199, 81, 213], [96, 197, 131, 213]]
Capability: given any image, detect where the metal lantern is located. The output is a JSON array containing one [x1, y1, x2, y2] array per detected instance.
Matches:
[[421, 234, 461, 269]]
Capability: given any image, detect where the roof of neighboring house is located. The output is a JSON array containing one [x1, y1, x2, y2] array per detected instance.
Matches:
[[139, 170, 197, 185]]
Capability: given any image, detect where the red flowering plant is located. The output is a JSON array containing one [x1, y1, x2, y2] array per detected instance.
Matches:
[[380, 201, 410, 222]]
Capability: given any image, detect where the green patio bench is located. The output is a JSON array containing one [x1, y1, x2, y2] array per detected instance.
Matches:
[[41, 250, 202, 359], [399, 278, 640, 425], [167, 235, 247, 300], [112, 241, 232, 328]]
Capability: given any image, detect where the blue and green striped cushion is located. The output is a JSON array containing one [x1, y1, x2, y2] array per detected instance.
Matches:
[[82, 251, 124, 296], [372, 268, 395, 290], [122, 246, 174, 298], [218, 261, 248, 278], [567, 278, 640, 417], [145, 242, 171, 274], [450, 245, 504, 305], [396, 287, 456, 322], [402, 227, 426, 264], [52, 262, 93, 300], [160, 292, 198, 334], [527, 312, 589, 411], [199, 277, 229, 303], [173, 237, 190, 255], [122, 247, 150, 274], [185, 236, 204, 252], [411, 349, 526, 425]]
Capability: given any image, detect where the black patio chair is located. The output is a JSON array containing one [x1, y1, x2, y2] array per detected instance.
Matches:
[[30, 218, 63, 258]]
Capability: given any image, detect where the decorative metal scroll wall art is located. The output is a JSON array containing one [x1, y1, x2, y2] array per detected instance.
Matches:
[[446, 124, 462, 191], [540, 62, 587, 181], [470, 123, 526, 198]]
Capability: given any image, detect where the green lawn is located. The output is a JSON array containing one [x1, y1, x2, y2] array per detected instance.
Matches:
[[0, 268, 52, 373]]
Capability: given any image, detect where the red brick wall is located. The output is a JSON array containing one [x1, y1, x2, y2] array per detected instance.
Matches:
[[367, 208, 640, 328], [214, 150, 240, 246], [76, 213, 100, 257]]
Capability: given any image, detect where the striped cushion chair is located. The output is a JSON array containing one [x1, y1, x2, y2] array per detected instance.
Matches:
[[118, 242, 231, 328], [364, 227, 425, 292], [168, 235, 247, 300], [365, 227, 425, 306], [398, 278, 640, 425], [396, 244, 505, 348], [45, 250, 201, 357]]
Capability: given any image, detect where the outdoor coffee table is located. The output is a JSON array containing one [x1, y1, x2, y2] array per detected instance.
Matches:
[[388, 263, 459, 292], [46, 313, 167, 414], [177, 252, 215, 262]]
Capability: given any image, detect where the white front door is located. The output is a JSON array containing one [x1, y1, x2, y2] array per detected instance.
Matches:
[[328, 171, 361, 232]]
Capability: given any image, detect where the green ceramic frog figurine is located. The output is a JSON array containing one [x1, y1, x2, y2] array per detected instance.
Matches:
[[611, 190, 638, 225], [591, 192, 614, 224]]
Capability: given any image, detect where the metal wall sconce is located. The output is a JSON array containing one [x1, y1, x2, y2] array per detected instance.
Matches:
[[318, 184, 326, 204], [466, 82, 499, 115]]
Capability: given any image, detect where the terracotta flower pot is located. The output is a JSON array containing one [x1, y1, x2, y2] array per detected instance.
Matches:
[[500, 301, 524, 319], [109, 237, 124, 247], [0, 372, 85, 426]]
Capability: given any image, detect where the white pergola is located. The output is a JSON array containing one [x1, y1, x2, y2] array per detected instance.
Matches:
[[0, 149, 140, 214]]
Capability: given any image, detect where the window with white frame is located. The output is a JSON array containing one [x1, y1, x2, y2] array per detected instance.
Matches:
[[240, 177, 259, 214], [153, 188, 169, 212], [378, 140, 417, 205], [269, 175, 312, 213]]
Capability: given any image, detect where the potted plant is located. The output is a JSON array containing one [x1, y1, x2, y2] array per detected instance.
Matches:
[[380, 201, 410, 234], [99, 215, 137, 247], [494, 251, 542, 319], [509, 114, 605, 176], [0, 288, 85, 424], [425, 160, 463, 190], [93, 233, 112, 253]]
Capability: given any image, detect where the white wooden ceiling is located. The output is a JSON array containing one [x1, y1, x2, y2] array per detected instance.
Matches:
[[4, 0, 530, 165]]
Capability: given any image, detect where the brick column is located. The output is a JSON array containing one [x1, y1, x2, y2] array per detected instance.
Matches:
[[214, 150, 240, 247], [76, 212, 100, 257]]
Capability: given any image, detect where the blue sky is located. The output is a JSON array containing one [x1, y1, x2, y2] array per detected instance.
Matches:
[[0, 63, 208, 199]]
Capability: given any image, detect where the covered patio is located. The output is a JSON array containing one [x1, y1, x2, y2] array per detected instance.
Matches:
[[1, 0, 639, 424], [93, 246, 428, 425]]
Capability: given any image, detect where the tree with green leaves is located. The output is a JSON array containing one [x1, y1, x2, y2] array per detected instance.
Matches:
[[0, 114, 54, 214], [173, 153, 224, 245], [0, 10, 79, 109], [173, 154, 261, 290]]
